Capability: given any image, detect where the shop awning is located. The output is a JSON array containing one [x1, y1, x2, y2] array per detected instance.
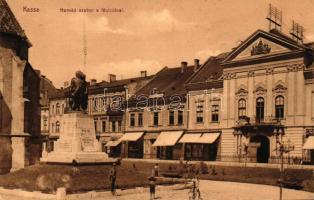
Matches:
[[179, 133, 220, 144], [303, 136, 314, 149], [105, 139, 122, 147], [198, 133, 220, 144], [179, 134, 202, 143], [120, 132, 144, 142], [153, 131, 183, 146]]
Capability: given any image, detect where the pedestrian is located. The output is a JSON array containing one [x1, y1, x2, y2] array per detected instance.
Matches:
[[149, 176, 156, 200], [153, 163, 159, 177], [109, 163, 117, 195]]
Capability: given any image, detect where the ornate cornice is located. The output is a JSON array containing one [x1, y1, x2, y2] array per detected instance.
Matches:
[[286, 63, 304, 72], [222, 72, 236, 80]]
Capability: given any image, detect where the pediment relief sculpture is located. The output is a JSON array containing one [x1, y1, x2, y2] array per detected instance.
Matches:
[[251, 40, 271, 56]]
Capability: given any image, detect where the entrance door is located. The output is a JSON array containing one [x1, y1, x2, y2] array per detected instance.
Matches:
[[250, 135, 270, 163], [311, 150, 314, 165]]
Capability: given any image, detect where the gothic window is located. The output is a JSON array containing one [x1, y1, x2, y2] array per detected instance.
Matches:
[[275, 96, 284, 119], [238, 99, 246, 119], [256, 97, 264, 122]]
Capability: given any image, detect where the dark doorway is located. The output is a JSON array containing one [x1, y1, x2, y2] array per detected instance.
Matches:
[[311, 150, 314, 165], [250, 135, 270, 163]]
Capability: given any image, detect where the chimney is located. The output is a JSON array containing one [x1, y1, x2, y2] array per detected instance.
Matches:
[[108, 74, 116, 82], [140, 70, 147, 78], [90, 79, 97, 86], [194, 59, 200, 71], [64, 81, 69, 88], [181, 61, 188, 73]]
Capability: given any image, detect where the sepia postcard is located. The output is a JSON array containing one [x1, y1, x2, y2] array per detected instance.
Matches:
[[0, 0, 314, 199]]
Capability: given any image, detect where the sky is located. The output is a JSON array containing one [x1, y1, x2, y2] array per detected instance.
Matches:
[[6, 0, 314, 88]]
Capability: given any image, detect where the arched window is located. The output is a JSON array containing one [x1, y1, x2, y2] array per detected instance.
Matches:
[[256, 97, 264, 122], [238, 99, 246, 119], [56, 103, 60, 114], [55, 121, 60, 133], [275, 96, 284, 119]]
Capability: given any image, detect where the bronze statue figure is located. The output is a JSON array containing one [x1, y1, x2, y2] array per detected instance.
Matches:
[[69, 70, 88, 111]]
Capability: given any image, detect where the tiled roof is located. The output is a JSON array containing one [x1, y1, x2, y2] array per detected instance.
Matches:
[[0, 0, 31, 46], [186, 53, 228, 91], [133, 66, 195, 97], [88, 75, 154, 94]]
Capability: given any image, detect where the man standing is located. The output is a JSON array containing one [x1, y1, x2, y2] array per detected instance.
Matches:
[[109, 163, 117, 195]]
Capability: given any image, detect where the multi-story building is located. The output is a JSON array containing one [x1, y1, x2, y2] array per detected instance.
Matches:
[[48, 87, 68, 146], [186, 29, 314, 164], [0, 0, 41, 172], [124, 62, 198, 159], [38, 72, 58, 152], [184, 54, 227, 161], [88, 72, 153, 157]]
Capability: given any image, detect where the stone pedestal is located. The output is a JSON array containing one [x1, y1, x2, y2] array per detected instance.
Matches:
[[41, 112, 115, 164]]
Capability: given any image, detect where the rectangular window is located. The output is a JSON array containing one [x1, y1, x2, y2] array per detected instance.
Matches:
[[112, 121, 116, 132], [196, 104, 203, 123], [138, 113, 143, 126], [118, 120, 122, 132], [153, 112, 159, 126], [211, 105, 219, 122], [130, 113, 135, 127], [178, 110, 183, 125], [102, 120, 106, 132], [94, 120, 98, 132], [169, 110, 175, 125]]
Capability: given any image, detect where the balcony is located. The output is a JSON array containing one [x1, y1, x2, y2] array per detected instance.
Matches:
[[234, 116, 285, 136]]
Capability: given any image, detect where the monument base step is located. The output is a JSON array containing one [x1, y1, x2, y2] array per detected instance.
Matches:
[[40, 152, 116, 164]]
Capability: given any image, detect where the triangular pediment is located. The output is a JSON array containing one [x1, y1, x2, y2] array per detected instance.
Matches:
[[223, 30, 304, 64]]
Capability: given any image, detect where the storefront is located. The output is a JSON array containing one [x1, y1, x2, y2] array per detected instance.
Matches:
[[303, 136, 314, 164], [143, 132, 159, 159], [105, 139, 122, 158], [120, 132, 144, 158], [179, 133, 220, 161], [153, 131, 184, 160]]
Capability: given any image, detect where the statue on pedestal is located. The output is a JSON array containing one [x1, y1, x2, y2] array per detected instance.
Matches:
[[69, 70, 88, 112]]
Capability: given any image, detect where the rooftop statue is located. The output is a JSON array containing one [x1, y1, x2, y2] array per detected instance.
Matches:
[[69, 70, 88, 112]]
